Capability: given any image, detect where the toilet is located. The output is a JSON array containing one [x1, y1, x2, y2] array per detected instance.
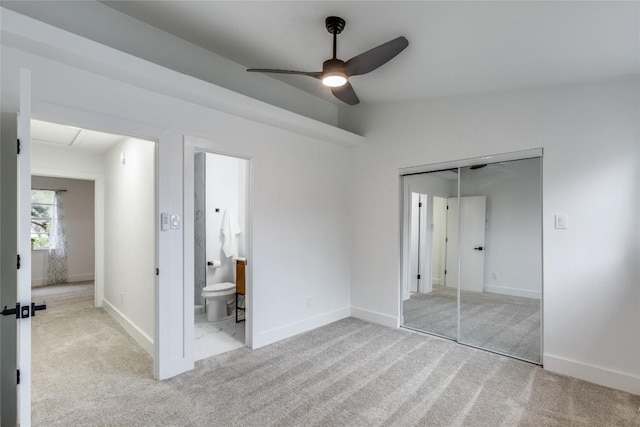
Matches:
[[201, 282, 236, 321]]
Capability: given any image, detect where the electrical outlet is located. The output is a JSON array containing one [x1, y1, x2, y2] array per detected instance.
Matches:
[[491, 272, 498, 280], [306, 296, 313, 308], [120, 292, 124, 304]]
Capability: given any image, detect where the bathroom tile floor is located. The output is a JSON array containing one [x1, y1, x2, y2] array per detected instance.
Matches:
[[194, 314, 246, 361]]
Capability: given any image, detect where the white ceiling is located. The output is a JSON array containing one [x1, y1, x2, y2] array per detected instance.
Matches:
[[31, 119, 127, 154], [102, 1, 639, 104]]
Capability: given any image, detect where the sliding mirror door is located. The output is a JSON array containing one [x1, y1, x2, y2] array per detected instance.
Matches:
[[401, 155, 542, 364], [458, 158, 542, 363], [401, 171, 458, 339]]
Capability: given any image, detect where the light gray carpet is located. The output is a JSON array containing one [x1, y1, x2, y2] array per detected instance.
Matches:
[[32, 283, 639, 426], [403, 287, 540, 363]]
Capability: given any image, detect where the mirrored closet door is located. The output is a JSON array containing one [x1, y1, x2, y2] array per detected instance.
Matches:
[[401, 156, 542, 364]]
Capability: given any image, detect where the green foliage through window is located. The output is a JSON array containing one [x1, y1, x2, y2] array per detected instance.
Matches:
[[31, 190, 55, 249]]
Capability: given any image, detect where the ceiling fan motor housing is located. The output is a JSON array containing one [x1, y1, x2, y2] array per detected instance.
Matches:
[[325, 16, 345, 35], [323, 58, 347, 75]]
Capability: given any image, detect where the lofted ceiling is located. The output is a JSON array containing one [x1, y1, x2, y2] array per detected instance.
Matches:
[[101, 1, 640, 105]]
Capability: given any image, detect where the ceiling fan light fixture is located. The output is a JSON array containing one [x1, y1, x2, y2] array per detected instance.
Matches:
[[321, 58, 348, 87], [322, 72, 347, 87]]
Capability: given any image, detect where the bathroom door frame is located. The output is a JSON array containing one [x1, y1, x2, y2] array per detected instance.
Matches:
[[183, 137, 253, 355], [398, 148, 544, 363]]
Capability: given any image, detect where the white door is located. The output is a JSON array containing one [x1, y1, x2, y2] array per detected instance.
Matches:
[[445, 196, 486, 292], [0, 69, 32, 426]]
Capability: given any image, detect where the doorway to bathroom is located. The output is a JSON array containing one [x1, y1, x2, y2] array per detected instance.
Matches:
[[193, 151, 249, 361]]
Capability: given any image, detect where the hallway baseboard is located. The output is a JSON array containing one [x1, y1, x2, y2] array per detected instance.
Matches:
[[102, 298, 154, 355]]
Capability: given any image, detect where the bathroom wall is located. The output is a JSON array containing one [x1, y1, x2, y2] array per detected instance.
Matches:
[[194, 152, 206, 306], [205, 153, 247, 288], [31, 175, 95, 286]]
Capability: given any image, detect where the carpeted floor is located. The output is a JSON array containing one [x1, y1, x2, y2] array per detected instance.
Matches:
[[31, 283, 639, 426], [403, 287, 540, 363]]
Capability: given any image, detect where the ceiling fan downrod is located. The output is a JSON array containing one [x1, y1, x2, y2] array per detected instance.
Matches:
[[325, 16, 345, 59]]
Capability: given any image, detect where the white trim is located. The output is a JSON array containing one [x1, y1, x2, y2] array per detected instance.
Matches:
[[544, 353, 640, 395], [254, 307, 351, 349], [17, 68, 33, 426], [1, 8, 364, 148], [483, 285, 540, 299], [399, 148, 543, 176], [351, 306, 398, 329], [31, 273, 94, 287], [102, 298, 154, 356]]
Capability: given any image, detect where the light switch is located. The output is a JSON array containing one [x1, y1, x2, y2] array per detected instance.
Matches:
[[555, 214, 568, 229], [170, 214, 180, 230], [160, 213, 169, 231]]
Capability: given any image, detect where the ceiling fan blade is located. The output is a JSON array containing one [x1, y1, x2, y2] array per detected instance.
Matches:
[[345, 36, 409, 76], [247, 69, 322, 79], [331, 82, 360, 105]]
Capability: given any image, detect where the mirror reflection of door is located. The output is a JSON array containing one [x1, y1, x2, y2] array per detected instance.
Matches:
[[401, 156, 542, 364], [402, 172, 458, 340], [458, 160, 542, 363]]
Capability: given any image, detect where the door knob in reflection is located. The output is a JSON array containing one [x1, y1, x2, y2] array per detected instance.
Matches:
[[474, 246, 484, 251]]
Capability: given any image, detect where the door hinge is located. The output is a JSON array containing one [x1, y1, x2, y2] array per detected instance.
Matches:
[[446, 205, 449, 210], [417, 274, 421, 280], [418, 202, 422, 208], [17, 369, 20, 385], [445, 237, 448, 242], [17, 254, 21, 269], [17, 139, 20, 155], [156, 268, 159, 276], [444, 270, 447, 275]]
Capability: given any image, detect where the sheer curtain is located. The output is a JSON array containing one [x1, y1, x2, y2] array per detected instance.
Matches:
[[46, 190, 68, 285]]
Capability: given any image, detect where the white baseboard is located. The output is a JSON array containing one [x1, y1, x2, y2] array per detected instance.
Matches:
[[483, 284, 540, 299], [102, 298, 154, 356], [32, 273, 95, 287], [253, 307, 350, 349], [351, 306, 398, 329], [68, 273, 95, 282], [544, 353, 640, 395], [432, 278, 441, 286]]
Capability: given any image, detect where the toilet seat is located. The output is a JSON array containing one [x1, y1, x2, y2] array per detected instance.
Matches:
[[202, 282, 236, 297]]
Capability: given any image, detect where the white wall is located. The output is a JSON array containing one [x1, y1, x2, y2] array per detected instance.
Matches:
[[1, 16, 355, 378], [460, 158, 542, 298], [341, 78, 640, 394], [102, 137, 155, 352], [31, 175, 95, 286], [2, 0, 338, 127], [187, 132, 352, 348], [205, 153, 246, 285]]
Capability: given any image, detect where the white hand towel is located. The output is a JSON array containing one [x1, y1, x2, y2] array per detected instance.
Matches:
[[221, 209, 241, 258]]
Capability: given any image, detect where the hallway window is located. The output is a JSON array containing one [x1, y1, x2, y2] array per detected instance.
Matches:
[[31, 189, 55, 248]]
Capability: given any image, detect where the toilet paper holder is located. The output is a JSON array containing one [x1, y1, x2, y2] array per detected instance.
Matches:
[[207, 260, 221, 268]]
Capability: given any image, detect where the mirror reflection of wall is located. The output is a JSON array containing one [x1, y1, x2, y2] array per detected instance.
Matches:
[[401, 156, 542, 364]]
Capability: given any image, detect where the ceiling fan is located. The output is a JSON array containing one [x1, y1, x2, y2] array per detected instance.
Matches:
[[247, 16, 409, 105]]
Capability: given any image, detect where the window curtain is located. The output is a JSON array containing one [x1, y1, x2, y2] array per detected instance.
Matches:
[[46, 190, 68, 285]]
